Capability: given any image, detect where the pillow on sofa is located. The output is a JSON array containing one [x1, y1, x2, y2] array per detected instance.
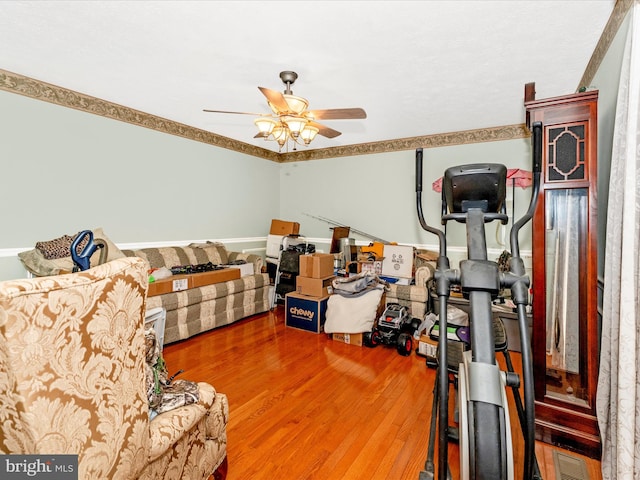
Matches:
[[18, 227, 125, 276], [187, 242, 229, 266], [123, 243, 230, 271]]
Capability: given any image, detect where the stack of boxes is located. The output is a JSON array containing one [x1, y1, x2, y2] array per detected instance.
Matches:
[[351, 243, 415, 284], [285, 253, 334, 333]]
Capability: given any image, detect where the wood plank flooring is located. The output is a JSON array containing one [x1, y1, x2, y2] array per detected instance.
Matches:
[[163, 307, 602, 480]]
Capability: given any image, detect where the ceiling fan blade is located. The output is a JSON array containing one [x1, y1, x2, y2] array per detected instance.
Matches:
[[203, 109, 270, 116], [309, 120, 341, 139], [258, 87, 289, 113], [307, 108, 367, 120]]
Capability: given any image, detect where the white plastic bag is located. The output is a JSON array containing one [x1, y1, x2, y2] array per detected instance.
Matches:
[[324, 286, 384, 334]]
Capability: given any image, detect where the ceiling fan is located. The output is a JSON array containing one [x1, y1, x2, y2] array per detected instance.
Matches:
[[203, 71, 366, 151]]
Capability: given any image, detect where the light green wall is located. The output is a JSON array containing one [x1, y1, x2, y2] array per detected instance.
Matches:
[[279, 138, 534, 262], [0, 10, 628, 282], [0, 90, 281, 280]]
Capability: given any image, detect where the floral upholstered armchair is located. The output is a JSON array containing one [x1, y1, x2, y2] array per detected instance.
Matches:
[[0, 257, 228, 479]]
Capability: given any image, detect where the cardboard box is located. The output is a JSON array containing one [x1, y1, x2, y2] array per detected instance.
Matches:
[[381, 245, 414, 279], [285, 292, 329, 333], [332, 332, 364, 346], [359, 260, 383, 275], [147, 268, 240, 297], [191, 268, 240, 287], [418, 334, 438, 359], [225, 263, 254, 277], [270, 219, 300, 236], [299, 253, 334, 278], [360, 241, 385, 259], [420, 334, 469, 370], [148, 274, 192, 296], [296, 275, 334, 297]]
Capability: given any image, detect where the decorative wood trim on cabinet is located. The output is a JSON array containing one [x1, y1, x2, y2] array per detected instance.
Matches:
[[526, 91, 600, 458]]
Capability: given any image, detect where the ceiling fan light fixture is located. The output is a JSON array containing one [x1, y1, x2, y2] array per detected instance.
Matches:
[[283, 115, 308, 138], [283, 94, 309, 115], [204, 71, 366, 152], [271, 124, 288, 146], [254, 117, 276, 137], [300, 125, 319, 145]]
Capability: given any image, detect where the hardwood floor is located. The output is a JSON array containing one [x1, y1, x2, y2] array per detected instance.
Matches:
[[163, 308, 602, 480]]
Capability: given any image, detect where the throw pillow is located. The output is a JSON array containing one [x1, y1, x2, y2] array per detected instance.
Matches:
[[18, 227, 125, 276]]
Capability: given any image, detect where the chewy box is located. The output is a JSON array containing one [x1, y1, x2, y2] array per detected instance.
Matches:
[[285, 292, 329, 333]]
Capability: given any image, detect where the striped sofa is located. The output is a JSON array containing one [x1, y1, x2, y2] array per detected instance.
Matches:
[[123, 243, 270, 345]]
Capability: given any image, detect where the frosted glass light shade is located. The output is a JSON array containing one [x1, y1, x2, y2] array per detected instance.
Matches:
[[283, 94, 309, 114], [284, 116, 308, 138], [300, 125, 319, 144], [272, 124, 288, 146], [254, 117, 276, 137]]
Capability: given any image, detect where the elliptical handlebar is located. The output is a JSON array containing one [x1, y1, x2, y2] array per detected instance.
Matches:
[[416, 122, 542, 253], [510, 121, 543, 258], [415, 148, 448, 259], [442, 211, 509, 224]]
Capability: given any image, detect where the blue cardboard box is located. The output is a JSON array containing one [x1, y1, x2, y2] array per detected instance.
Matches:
[[285, 292, 329, 333]]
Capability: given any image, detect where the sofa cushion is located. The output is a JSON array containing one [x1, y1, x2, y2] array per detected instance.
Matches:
[[150, 283, 271, 344], [387, 283, 428, 303], [148, 382, 215, 461], [145, 273, 270, 312], [386, 280, 430, 320], [122, 244, 229, 270]]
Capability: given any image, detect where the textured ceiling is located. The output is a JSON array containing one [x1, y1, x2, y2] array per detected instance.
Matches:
[[0, 1, 616, 153]]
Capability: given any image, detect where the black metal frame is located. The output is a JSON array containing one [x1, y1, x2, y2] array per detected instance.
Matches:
[[416, 122, 543, 480]]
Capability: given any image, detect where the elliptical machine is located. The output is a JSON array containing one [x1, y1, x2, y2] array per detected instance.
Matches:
[[416, 122, 543, 480]]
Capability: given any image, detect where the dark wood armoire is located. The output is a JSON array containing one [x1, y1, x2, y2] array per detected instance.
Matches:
[[525, 90, 601, 458]]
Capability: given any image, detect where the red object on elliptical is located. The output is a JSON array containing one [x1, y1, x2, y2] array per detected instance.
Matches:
[[431, 168, 532, 192]]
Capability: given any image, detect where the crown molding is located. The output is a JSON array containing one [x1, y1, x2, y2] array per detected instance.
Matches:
[[578, 0, 635, 90], [277, 124, 530, 162], [2, 0, 627, 166], [1, 68, 529, 163], [0, 68, 280, 162]]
